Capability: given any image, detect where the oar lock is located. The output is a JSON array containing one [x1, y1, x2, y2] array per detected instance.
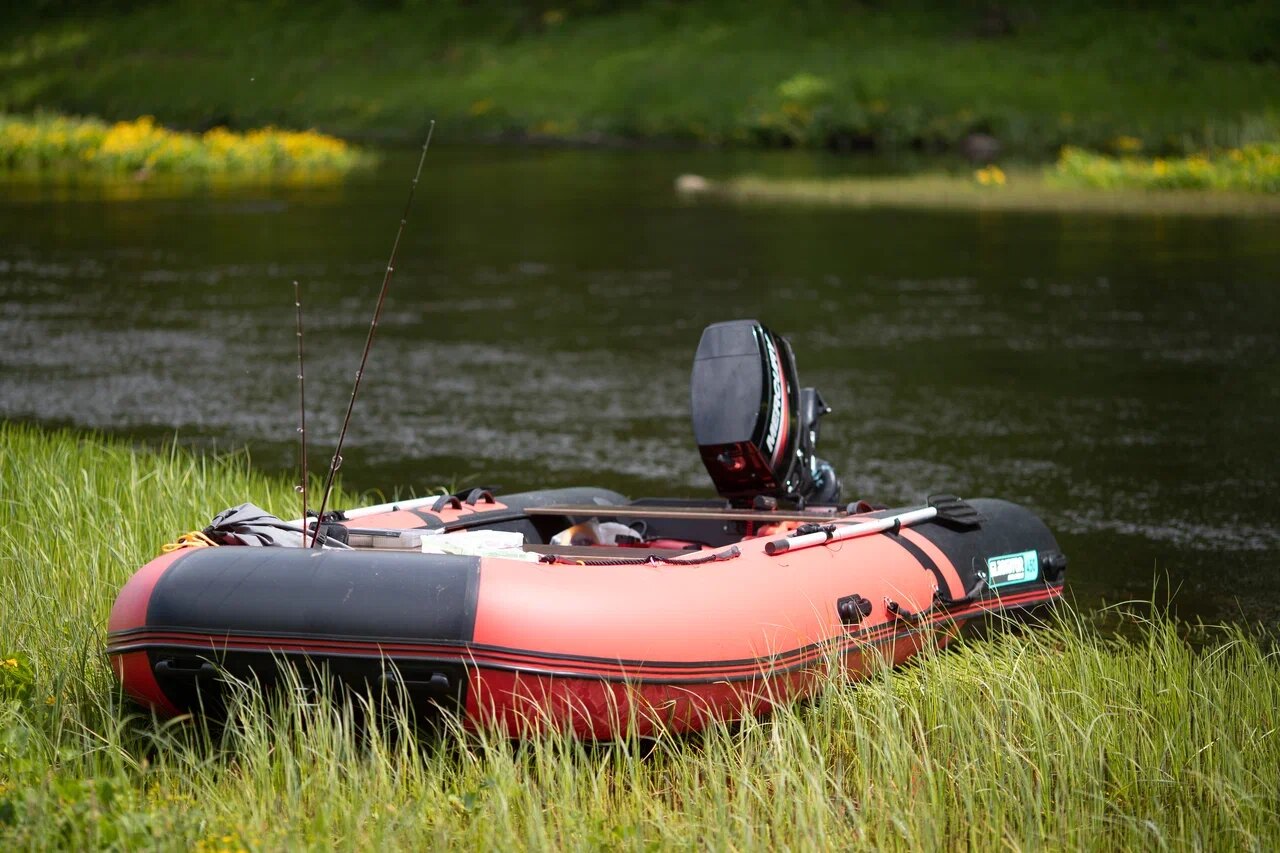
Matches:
[[837, 589, 958, 627], [836, 593, 874, 625]]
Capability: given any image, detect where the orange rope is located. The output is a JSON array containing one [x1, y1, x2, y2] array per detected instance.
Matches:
[[162, 530, 219, 552]]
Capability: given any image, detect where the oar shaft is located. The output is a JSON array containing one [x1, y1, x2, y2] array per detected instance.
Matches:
[[765, 506, 937, 555], [287, 493, 451, 526]]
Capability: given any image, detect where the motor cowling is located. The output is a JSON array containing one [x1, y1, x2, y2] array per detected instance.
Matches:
[[690, 320, 842, 507]]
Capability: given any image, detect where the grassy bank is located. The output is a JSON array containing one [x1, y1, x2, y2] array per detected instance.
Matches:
[[681, 172, 1280, 216], [2, 422, 1280, 849], [4, 1, 1279, 155], [678, 140, 1280, 213]]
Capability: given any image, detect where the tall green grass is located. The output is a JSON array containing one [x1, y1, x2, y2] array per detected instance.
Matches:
[[2, 422, 1279, 849]]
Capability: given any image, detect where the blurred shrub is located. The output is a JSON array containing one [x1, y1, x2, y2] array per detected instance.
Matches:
[[0, 113, 373, 177], [1052, 143, 1280, 192]]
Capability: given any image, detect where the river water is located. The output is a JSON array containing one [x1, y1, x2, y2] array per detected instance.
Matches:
[[2, 146, 1278, 624]]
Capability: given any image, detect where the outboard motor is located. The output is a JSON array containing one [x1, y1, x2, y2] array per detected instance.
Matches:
[[690, 320, 842, 507]]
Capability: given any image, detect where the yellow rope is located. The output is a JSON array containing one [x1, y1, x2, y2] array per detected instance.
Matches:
[[162, 530, 220, 552]]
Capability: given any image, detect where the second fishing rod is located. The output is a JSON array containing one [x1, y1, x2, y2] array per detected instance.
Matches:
[[306, 121, 436, 547]]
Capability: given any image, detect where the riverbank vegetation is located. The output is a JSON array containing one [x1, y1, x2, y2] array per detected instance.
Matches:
[[2, 422, 1278, 849], [680, 171, 1280, 216], [4, 1, 1278, 156], [1052, 142, 1280, 192], [0, 113, 372, 178], [681, 140, 1280, 214]]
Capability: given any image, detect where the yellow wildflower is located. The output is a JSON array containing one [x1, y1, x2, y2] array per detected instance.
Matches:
[[2, 112, 370, 177], [975, 165, 1007, 187]]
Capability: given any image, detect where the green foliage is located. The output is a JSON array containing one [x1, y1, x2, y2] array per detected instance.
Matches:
[[1, 1, 1277, 154], [1, 422, 1279, 848], [0, 113, 375, 178], [1052, 143, 1280, 192], [0, 656, 34, 705]]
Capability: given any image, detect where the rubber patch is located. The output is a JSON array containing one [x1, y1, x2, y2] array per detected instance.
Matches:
[[986, 550, 1039, 588]]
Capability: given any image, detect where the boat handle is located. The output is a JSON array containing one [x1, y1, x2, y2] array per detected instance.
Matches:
[[431, 494, 463, 512], [379, 671, 451, 695], [154, 659, 218, 679]]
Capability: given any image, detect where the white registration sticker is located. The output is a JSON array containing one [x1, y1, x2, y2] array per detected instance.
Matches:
[[986, 550, 1040, 588]]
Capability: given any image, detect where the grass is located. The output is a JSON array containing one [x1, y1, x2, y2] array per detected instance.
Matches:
[[2, 421, 1279, 848], [3, 1, 1279, 155], [682, 169, 1280, 216], [0, 112, 373, 179], [680, 139, 1280, 213]]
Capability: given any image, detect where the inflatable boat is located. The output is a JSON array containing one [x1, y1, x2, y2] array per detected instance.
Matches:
[[107, 321, 1066, 737]]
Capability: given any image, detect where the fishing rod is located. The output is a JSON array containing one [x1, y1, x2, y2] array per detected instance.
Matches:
[[294, 280, 309, 530], [310, 121, 436, 546]]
